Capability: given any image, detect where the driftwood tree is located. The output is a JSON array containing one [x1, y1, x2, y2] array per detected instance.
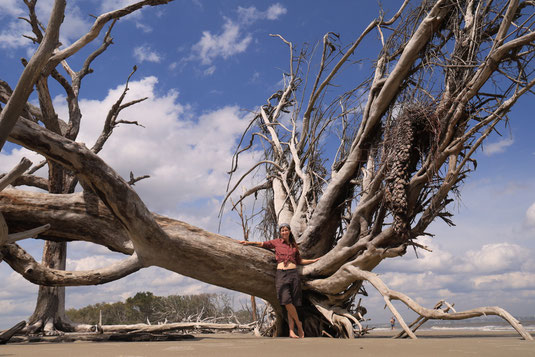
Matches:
[[0, 0, 168, 335], [1, 0, 534, 340]]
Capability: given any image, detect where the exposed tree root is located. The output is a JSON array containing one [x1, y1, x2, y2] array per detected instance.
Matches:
[[310, 297, 363, 338], [0, 321, 26, 344]]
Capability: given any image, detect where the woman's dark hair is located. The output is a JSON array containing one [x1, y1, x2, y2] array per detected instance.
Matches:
[[279, 224, 298, 249]]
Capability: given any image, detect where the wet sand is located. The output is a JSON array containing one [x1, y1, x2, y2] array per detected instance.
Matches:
[[1, 330, 534, 357]]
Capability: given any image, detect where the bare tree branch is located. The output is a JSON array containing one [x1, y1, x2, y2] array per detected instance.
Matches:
[[2, 244, 143, 286]]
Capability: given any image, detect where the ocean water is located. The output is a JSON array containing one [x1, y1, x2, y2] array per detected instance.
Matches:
[[371, 317, 535, 332]]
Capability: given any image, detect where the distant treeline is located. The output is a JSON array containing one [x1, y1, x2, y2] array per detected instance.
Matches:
[[66, 292, 254, 325]]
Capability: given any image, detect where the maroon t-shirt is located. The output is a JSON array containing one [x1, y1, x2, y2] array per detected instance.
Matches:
[[262, 238, 302, 267]]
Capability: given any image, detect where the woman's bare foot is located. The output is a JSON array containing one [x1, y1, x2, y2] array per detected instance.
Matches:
[[297, 322, 304, 338], [289, 330, 300, 339]]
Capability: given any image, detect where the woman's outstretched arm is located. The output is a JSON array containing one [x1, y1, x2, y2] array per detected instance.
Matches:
[[239, 240, 263, 247]]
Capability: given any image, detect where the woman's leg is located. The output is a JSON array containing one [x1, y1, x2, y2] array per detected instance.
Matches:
[[286, 308, 297, 338], [285, 303, 304, 338]]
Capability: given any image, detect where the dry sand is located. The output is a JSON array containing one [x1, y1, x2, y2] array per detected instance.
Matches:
[[1, 330, 534, 357]]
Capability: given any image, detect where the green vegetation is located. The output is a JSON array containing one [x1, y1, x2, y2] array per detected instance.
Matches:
[[66, 292, 255, 325]]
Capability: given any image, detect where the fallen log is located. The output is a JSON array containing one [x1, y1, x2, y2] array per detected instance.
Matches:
[[100, 321, 256, 333], [8, 332, 196, 343], [0, 321, 26, 344]]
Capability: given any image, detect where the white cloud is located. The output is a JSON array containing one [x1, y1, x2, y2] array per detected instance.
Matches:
[[483, 137, 514, 155], [266, 3, 287, 20], [0, 16, 37, 49], [66, 255, 123, 271], [0, 147, 47, 182], [457, 243, 530, 274], [204, 65, 216, 76], [133, 45, 162, 63], [472, 272, 535, 290], [0, 1, 92, 50], [0, 0, 24, 18], [52, 76, 259, 228], [378, 236, 455, 274], [237, 3, 287, 24], [136, 22, 153, 33], [525, 202, 535, 227], [189, 3, 287, 73], [193, 20, 252, 66]]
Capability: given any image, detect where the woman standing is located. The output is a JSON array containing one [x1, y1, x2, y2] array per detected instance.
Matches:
[[240, 223, 319, 338]]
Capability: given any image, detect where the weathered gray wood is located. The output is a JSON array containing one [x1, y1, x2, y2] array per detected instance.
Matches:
[[0, 158, 32, 192], [6, 224, 51, 244], [0, 187, 278, 304], [8, 332, 195, 343], [0, 1, 65, 150], [0, 321, 26, 344]]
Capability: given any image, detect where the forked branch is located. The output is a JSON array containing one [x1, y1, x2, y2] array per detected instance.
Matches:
[[307, 265, 533, 340]]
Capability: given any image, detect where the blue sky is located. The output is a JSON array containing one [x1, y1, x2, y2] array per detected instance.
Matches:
[[1, 0, 535, 329]]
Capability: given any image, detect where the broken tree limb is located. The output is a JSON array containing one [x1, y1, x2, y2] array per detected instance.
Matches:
[[307, 265, 534, 340], [2, 245, 144, 286], [384, 296, 416, 339], [395, 300, 446, 338], [99, 321, 256, 334], [6, 224, 51, 244], [0, 321, 26, 344], [0, 157, 33, 191]]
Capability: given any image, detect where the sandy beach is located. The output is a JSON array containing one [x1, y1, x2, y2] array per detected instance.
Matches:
[[1, 330, 534, 357]]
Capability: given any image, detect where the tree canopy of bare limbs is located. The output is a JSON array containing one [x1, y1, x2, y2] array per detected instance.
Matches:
[[1, 0, 534, 340]]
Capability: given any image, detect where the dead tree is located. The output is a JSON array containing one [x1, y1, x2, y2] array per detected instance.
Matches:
[[1, 0, 534, 340], [0, 0, 166, 335]]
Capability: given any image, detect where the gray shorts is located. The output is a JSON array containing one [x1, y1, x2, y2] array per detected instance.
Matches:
[[275, 269, 302, 306]]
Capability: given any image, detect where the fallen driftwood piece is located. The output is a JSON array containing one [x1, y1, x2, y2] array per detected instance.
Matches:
[[2, 320, 256, 344], [100, 321, 256, 334], [395, 300, 449, 339], [8, 332, 196, 343], [0, 321, 26, 344]]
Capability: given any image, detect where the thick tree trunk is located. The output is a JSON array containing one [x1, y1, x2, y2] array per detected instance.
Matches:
[[27, 156, 75, 333], [27, 242, 72, 334]]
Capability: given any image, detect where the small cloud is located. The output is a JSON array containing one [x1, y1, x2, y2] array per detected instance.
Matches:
[[266, 3, 287, 20], [133, 45, 162, 63], [250, 71, 261, 82], [135, 22, 153, 33], [237, 6, 261, 24], [237, 3, 287, 23], [204, 65, 216, 76], [187, 3, 286, 73], [483, 137, 514, 156], [192, 19, 252, 66], [526, 202, 535, 227]]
